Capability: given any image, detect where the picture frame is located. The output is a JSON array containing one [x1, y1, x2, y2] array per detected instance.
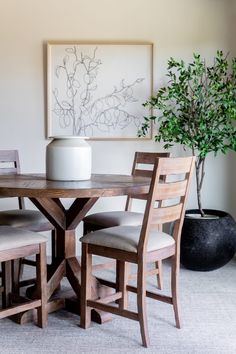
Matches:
[[47, 41, 153, 140]]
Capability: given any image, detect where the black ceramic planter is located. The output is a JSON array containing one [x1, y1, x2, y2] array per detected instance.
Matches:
[[180, 209, 236, 271]]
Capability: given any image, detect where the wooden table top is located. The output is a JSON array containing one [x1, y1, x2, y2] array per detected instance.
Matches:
[[0, 173, 150, 198]]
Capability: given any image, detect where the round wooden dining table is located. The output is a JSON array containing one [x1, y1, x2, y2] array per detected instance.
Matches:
[[0, 173, 150, 323]]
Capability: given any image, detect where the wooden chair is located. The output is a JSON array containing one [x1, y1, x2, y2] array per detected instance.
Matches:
[[0, 150, 54, 288], [80, 156, 195, 347], [83, 151, 170, 289], [0, 225, 47, 327]]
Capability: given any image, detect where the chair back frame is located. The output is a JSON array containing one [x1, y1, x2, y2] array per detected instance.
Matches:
[[137, 156, 195, 256], [0, 150, 25, 209], [125, 151, 170, 211]]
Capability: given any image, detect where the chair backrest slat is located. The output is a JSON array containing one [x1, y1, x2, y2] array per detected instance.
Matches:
[[0, 150, 25, 209], [138, 156, 195, 255], [127, 193, 149, 201], [135, 152, 170, 164], [125, 151, 171, 210], [151, 204, 183, 225], [133, 169, 153, 178], [157, 158, 194, 175], [156, 180, 188, 200], [0, 167, 18, 175]]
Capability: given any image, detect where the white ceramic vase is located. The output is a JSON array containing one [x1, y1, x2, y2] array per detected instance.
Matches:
[[46, 136, 92, 181]]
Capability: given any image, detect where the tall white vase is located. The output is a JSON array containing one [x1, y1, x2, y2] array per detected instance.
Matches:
[[46, 136, 92, 181]]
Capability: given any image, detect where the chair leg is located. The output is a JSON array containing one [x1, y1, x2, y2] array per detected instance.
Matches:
[[137, 261, 150, 347], [155, 260, 163, 290], [156, 225, 164, 290], [11, 259, 23, 294], [116, 260, 129, 309], [51, 229, 57, 264], [171, 255, 181, 329], [2, 261, 12, 308], [80, 243, 92, 329], [36, 243, 48, 328]]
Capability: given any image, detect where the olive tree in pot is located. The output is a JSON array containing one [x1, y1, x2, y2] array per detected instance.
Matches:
[[139, 51, 236, 271]]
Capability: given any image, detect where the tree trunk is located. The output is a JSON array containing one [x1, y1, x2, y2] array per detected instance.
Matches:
[[195, 157, 205, 217]]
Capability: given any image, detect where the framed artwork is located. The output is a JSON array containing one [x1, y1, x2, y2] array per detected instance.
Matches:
[[47, 42, 153, 140]]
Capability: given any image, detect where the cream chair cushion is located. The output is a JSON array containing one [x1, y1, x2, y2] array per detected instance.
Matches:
[[0, 225, 47, 251], [83, 211, 144, 227], [80, 225, 175, 253]]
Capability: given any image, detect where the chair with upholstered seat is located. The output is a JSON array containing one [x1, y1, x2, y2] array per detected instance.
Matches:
[[0, 150, 54, 288], [0, 225, 47, 327], [80, 156, 195, 347], [83, 151, 170, 289]]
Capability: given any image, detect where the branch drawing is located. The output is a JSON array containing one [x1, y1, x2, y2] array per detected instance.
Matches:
[[51, 45, 145, 136]]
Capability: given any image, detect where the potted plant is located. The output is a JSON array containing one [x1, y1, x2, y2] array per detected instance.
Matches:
[[138, 50, 236, 270]]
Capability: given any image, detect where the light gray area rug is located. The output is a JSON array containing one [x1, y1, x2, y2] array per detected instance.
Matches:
[[0, 256, 235, 354]]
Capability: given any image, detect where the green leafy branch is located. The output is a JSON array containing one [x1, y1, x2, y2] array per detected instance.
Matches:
[[138, 51, 236, 216]]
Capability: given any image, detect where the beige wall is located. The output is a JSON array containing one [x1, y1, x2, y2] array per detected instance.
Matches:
[[0, 0, 235, 227]]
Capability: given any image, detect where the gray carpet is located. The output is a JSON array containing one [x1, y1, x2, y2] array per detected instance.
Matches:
[[0, 256, 235, 354]]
